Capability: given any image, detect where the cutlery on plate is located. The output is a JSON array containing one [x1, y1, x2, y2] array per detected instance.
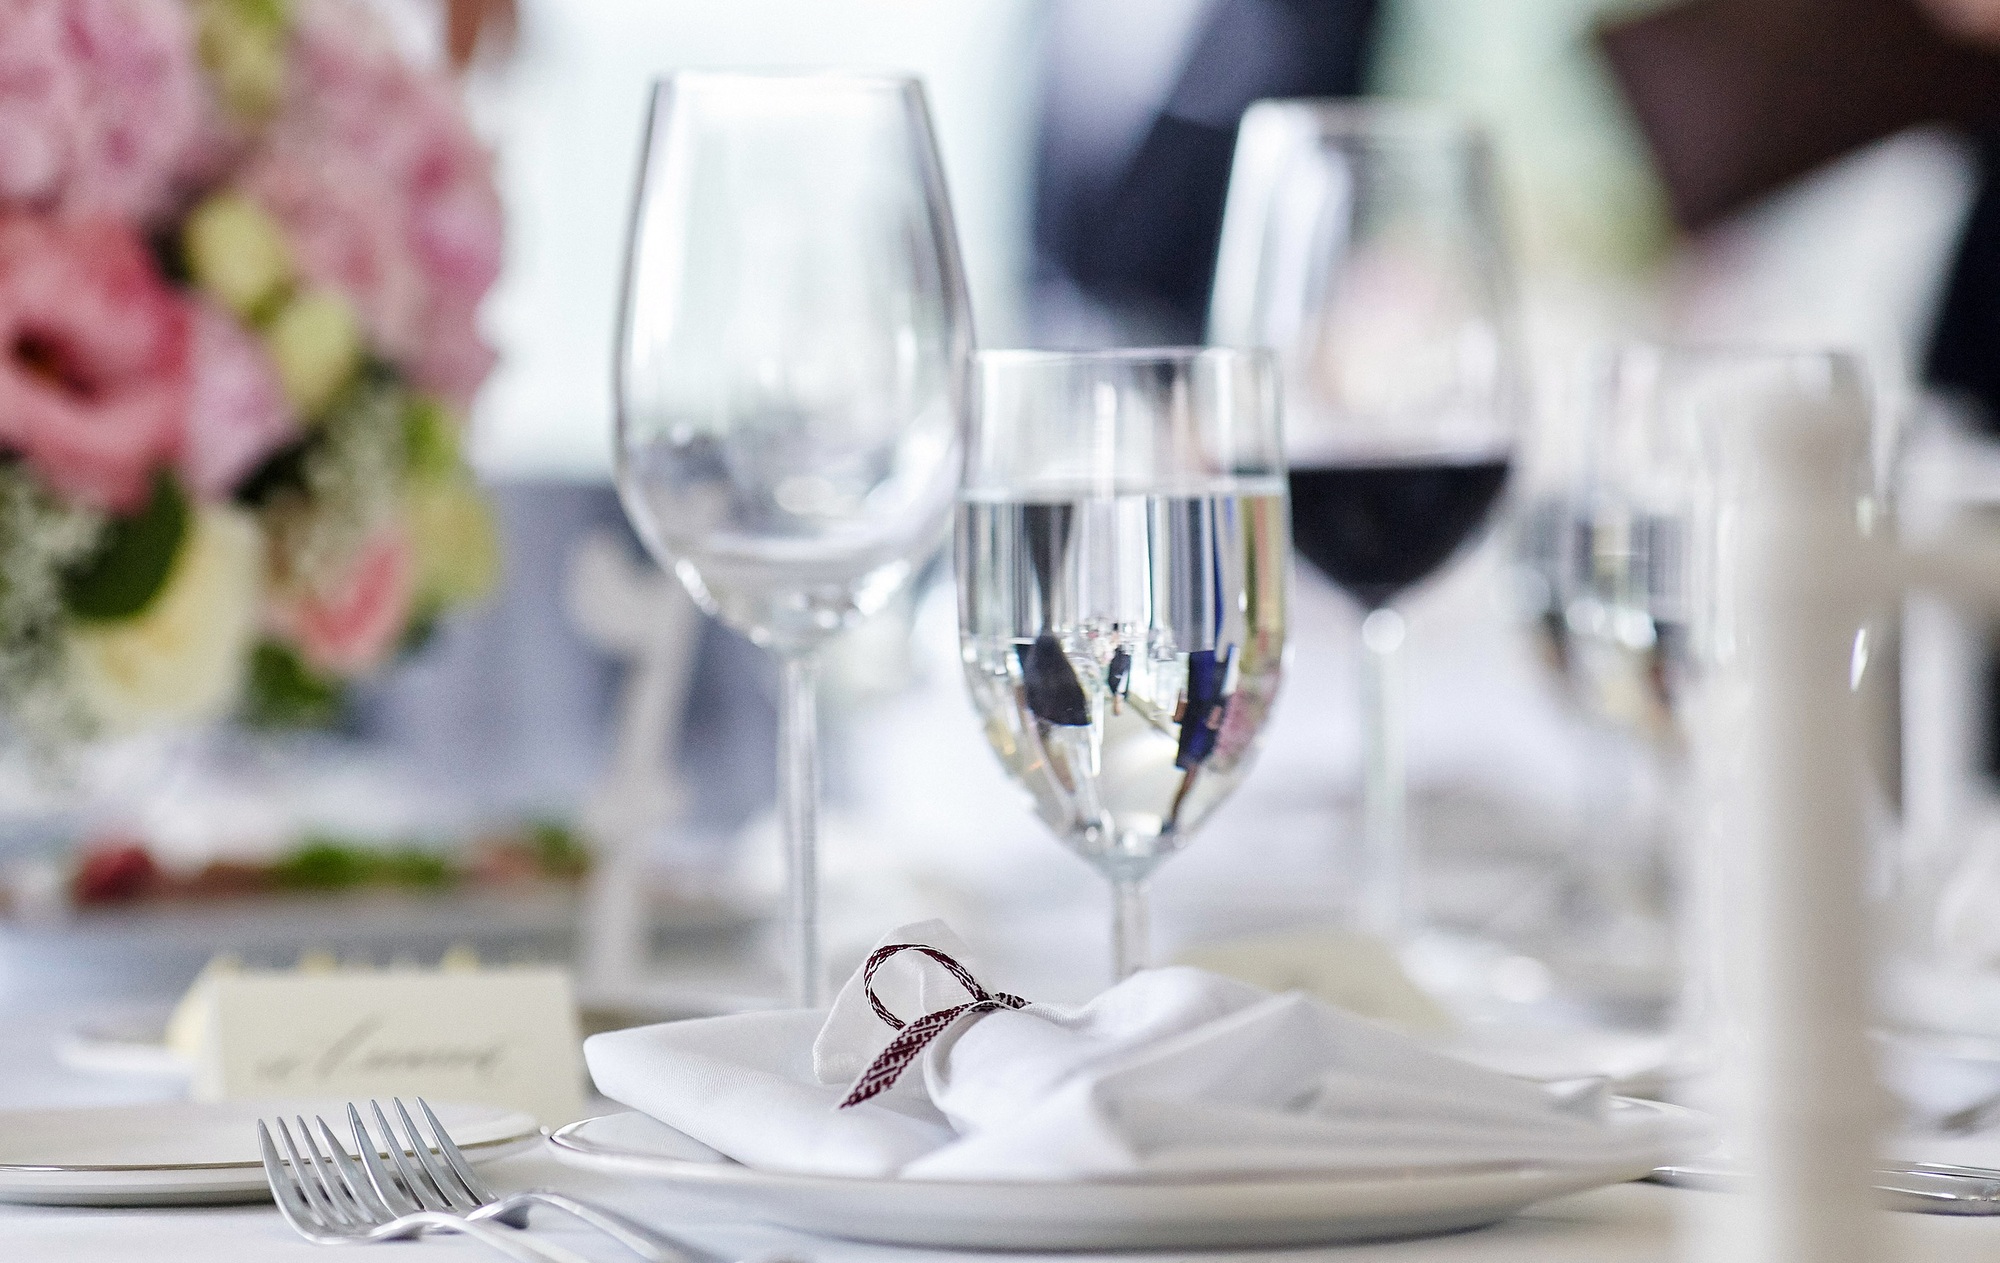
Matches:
[[398, 1096, 765, 1263], [1648, 1160, 2000, 1214], [258, 1115, 585, 1262]]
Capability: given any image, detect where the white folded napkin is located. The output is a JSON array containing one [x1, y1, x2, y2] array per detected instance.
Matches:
[[585, 920, 1693, 1181]]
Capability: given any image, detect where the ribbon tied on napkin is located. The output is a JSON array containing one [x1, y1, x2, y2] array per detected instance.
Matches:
[[839, 943, 1028, 1108], [585, 920, 1699, 1181]]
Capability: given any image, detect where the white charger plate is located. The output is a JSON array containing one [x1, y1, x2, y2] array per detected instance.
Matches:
[[550, 1098, 1692, 1250], [0, 1099, 541, 1206]]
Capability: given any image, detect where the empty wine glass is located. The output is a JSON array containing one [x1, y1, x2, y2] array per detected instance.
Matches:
[[615, 73, 973, 1006], [1571, 343, 1882, 1070], [1209, 100, 1523, 941], [1575, 345, 1883, 703], [958, 349, 1289, 980]]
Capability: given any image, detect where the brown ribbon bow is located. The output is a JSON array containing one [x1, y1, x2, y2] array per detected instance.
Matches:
[[836, 943, 1029, 1109]]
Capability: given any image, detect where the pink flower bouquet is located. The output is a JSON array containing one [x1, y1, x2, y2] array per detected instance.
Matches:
[[0, 0, 502, 741]]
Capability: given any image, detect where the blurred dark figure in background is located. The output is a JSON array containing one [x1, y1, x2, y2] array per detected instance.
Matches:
[[1599, 0, 2000, 426], [1601, 0, 2000, 787], [1033, 0, 1379, 345], [1924, 0, 2000, 421]]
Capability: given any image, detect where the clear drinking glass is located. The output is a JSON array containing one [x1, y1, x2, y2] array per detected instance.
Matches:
[[1574, 345, 1882, 697], [1571, 344, 1881, 1071], [958, 348, 1290, 980], [615, 74, 973, 1006], [1208, 101, 1524, 940]]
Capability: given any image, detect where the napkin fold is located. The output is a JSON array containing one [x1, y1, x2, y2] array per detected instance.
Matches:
[[585, 921, 1692, 1181]]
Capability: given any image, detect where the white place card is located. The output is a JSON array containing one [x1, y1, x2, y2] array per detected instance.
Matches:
[[190, 966, 586, 1125]]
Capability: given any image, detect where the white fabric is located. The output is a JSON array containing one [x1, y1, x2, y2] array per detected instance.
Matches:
[[585, 920, 1692, 1181], [0, 986, 1998, 1259]]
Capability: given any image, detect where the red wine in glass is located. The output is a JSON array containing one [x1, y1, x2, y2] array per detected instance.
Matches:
[[1288, 456, 1512, 610]]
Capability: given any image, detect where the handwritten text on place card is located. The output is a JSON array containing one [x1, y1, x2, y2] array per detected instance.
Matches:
[[192, 967, 585, 1125]]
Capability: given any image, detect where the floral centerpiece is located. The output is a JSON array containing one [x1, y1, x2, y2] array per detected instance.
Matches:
[[0, 0, 502, 748]]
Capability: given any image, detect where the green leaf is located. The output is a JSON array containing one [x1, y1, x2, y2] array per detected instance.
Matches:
[[374, 847, 454, 889], [234, 0, 292, 34], [397, 612, 440, 657], [528, 821, 591, 878], [60, 474, 189, 622], [269, 839, 456, 892], [271, 841, 369, 890], [403, 395, 461, 482], [242, 640, 346, 729]]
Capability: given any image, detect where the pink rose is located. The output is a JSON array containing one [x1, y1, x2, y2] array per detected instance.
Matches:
[[238, 144, 425, 361], [0, 1, 72, 207], [270, 525, 415, 677], [251, 0, 502, 405], [0, 214, 189, 511], [404, 134, 499, 408], [0, 0, 203, 224], [408, 297, 494, 412], [180, 300, 298, 501], [397, 77, 503, 307]]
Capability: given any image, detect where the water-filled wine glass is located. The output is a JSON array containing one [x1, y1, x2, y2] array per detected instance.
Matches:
[[1209, 100, 1523, 940], [615, 74, 972, 1006], [958, 348, 1289, 980]]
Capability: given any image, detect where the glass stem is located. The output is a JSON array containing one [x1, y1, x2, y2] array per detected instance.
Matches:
[[1360, 607, 1408, 941], [1111, 874, 1150, 982], [778, 651, 822, 1008]]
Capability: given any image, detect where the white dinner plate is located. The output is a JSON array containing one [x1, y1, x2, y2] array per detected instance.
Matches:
[[550, 1098, 1693, 1250], [0, 1099, 541, 1206]]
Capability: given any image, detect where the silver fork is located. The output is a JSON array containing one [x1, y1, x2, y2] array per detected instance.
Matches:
[[258, 1115, 586, 1263], [386, 1098, 745, 1263]]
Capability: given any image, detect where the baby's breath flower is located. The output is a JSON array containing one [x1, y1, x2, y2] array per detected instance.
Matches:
[[0, 464, 105, 750], [262, 373, 405, 593]]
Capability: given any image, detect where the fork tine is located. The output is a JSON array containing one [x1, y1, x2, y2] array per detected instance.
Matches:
[[311, 1115, 387, 1225], [390, 1097, 480, 1212], [349, 1103, 421, 1216], [259, 1120, 326, 1236], [276, 1116, 349, 1229], [295, 1115, 367, 1224], [414, 1097, 496, 1203], [371, 1098, 451, 1211]]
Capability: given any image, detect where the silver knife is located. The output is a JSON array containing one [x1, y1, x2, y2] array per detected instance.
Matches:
[[1648, 1161, 2000, 1215]]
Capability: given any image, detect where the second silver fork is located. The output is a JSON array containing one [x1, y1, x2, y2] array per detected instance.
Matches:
[[373, 1098, 734, 1263], [260, 1115, 584, 1263]]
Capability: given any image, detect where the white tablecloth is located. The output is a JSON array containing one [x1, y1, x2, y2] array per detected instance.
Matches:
[[0, 570, 1992, 1257], [1, 1008, 1997, 1263], [10, 1157, 2000, 1263]]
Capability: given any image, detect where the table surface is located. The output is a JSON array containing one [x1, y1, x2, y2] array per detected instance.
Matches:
[[1, 1009, 1997, 1263], [0, 575, 1992, 1259], [9, 1150, 2000, 1263]]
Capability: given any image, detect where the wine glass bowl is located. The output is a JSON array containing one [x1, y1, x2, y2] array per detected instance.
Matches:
[[1573, 344, 1877, 691], [1209, 99, 1523, 939], [1212, 101, 1519, 465], [958, 349, 1290, 979], [1287, 458, 1512, 612], [614, 73, 973, 1005], [1564, 342, 1878, 1065], [617, 73, 970, 657]]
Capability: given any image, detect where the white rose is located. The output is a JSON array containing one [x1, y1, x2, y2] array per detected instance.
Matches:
[[69, 506, 263, 731]]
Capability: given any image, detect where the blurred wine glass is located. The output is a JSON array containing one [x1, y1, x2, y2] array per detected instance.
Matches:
[[1209, 100, 1523, 941], [1521, 351, 1701, 755], [957, 349, 1290, 981], [615, 73, 972, 1006], [1570, 344, 1881, 1060], [1574, 345, 1881, 705], [1498, 355, 1710, 1009]]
